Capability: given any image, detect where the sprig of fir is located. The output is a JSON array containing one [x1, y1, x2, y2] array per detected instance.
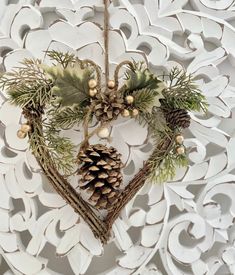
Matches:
[[148, 135, 188, 183], [0, 59, 53, 108], [43, 124, 75, 175], [161, 67, 208, 112], [47, 105, 85, 130], [46, 50, 76, 69]]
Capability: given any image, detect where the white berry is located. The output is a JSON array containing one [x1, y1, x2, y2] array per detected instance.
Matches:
[[97, 127, 110, 139], [122, 109, 130, 117], [175, 134, 184, 144], [17, 130, 27, 139], [88, 79, 97, 89], [107, 80, 115, 89], [89, 88, 97, 97], [21, 124, 31, 133], [125, 95, 134, 104], [176, 146, 185, 155], [132, 109, 139, 117]]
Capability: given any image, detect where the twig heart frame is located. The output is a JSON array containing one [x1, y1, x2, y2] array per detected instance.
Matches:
[[25, 112, 175, 244], [0, 51, 207, 243]]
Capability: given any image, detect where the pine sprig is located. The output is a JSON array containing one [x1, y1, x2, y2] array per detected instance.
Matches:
[[137, 109, 186, 183], [138, 108, 170, 141], [161, 67, 208, 112], [148, 137, 188, 183], [43, 125, 75, 175], [131, 88, 160, 113], [46, 50, 76, 69], [28, 120, 76, 175], [151, 153, 188, 183], [48, 105, 85, 129], [0, 59, 52, 108]]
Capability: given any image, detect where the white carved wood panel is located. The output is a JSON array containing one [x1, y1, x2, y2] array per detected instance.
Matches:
[[0, 0, 235, 274]]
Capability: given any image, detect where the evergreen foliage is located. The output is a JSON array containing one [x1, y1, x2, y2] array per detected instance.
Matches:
[[149, 140, 188, 183], [0, 51, 207, 181], [0, 59, 52, 108], [29, 121, 75, 175], [46, 50, 76, 68], [43, 125, 75, 174], [122, 61, 165, 112], [125, 61, 162, 92], [161, 67, 208, 112], [131, 88, 161, 113], [48, 105, 85, 129], [45, 61, 94, 108]]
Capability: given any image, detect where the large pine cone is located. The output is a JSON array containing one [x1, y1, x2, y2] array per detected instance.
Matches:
[[93, 92, 124, 122], [163, 108, 191, 129], [77, 144, 123, 210]]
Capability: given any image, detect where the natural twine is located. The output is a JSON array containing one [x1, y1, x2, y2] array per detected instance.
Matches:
[[104, 0, 110, 86]]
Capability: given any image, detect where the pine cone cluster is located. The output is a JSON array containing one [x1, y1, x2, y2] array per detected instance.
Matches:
[[163, 108, 191, 129], [93, 92, 124, 122], [77, 144, 123, 210]]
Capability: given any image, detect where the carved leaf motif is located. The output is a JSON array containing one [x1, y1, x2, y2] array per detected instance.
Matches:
[[118, 246, 152, 269], [0, 0, 235, 274]]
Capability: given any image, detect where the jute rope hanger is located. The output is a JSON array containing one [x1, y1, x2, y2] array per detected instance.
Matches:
[[80, 0, 134, 149], [104, 0, 110, 86], [103, 0, 133, 91]]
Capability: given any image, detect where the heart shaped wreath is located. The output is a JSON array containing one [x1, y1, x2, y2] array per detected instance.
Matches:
[[0, 52, 207, 243], [0, 1, 207, 244]]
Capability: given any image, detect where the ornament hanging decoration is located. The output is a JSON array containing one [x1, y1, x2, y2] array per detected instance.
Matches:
[[0, 0, 207, 243]]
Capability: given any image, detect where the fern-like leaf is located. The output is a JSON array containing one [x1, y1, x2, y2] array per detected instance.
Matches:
[[48, 105, 84, 129], [161, 67, 208, 112], [0, 59, 52, 108], [46, 50, 76, 68], [43, 125, 75, 175], [131, 88, 164, 112]]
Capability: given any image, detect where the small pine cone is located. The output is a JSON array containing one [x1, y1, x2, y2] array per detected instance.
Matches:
[[163, 108, 191, 129], [22, 104, 44, 119], [77, 144, 123, 210], [93, 92, 124, 122]]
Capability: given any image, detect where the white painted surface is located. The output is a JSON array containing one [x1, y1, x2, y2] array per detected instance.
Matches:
[[0, 1, 235, 274]]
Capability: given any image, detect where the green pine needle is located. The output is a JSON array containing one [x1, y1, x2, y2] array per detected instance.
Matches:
[[161, 67, 208, 112], [43, 125, 76, 175], [46, 50, 76, 69], [131, 88, 160, 112], [149, 143, 189, 183], [138, 108, 171, 141], [0, 59, 53, 108], [151, 153, 188, 183], [48, 105, 85, 129]]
